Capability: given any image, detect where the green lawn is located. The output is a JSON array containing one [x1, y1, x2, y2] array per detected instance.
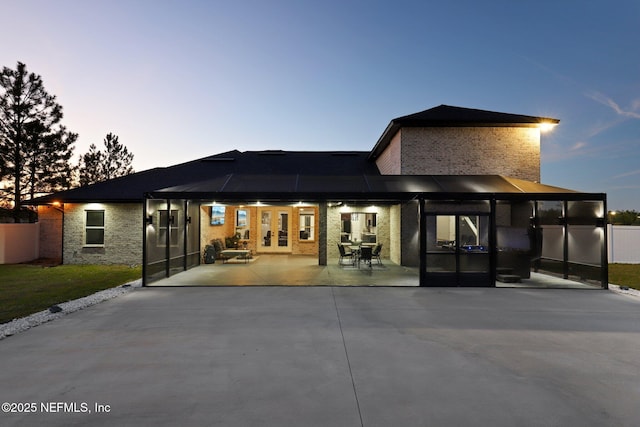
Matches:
[[0, 264, 141, 324], [608, 264, 640, 290]]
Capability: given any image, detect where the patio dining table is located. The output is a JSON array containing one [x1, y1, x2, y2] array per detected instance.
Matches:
[[344, 243, 375, 267]]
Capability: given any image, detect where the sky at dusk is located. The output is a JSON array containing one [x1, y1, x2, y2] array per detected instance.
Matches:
[[1, 0, 639, 209]]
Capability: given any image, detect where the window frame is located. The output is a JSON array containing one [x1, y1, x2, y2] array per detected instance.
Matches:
[[84, 210, 105, 247], [157, 209, 180, 247], [299, 211, 315, 241], [236, 208, 250, 240]]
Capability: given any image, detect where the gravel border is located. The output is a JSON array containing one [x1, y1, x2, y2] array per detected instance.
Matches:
[[608, 283, 640, 299], [0, 279, 142, 340], [1, 280, 637, 340]]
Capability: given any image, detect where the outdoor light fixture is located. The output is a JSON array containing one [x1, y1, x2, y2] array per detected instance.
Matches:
[[539, 121, 557, 133], [146, 214, 153, 225]]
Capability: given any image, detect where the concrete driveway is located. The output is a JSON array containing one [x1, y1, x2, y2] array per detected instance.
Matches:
[[0, 287, 639, 427]]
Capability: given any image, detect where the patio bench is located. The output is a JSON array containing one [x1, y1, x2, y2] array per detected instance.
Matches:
[[220, 249, 252, 264]]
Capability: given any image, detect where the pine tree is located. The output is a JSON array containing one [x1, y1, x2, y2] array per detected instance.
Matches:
[[77, 133, 134, 185], [0, 62, 76, 222], [102, 133, 133, 180], [78, 143, 104, 186]]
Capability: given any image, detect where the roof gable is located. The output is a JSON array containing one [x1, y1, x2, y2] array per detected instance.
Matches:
[[369, 105, 559, 160], [393, 105, 559, 126]]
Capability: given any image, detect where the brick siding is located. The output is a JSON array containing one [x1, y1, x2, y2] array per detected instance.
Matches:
[[376, 126, 540, 182], [37, 205, 63, 260], [63, 203, 142, 265]]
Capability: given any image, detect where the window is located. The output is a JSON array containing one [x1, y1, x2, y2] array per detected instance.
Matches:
[[340, 212, 377, 243], [85, 210, 105, 246], [236, 209, 250, 240], [158, 210, 179, 246], [299, 210, 315, 241]]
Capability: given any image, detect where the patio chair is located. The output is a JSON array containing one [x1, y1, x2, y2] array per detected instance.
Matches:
[[359, 246, 373, 268], [372, 243, 382, 265], [338, 243, 355, 266]]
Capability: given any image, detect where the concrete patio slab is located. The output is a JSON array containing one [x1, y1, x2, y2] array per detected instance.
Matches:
[[1, 287, 638, 426], [150, 254, 599, 289]]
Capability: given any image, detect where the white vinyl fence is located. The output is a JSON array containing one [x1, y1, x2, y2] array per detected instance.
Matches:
[[0, 223, 40, 264], [608, 225, 640, 264]]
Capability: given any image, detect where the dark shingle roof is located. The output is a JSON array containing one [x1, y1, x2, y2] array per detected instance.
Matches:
[[393, 104, 559, 126], [28, 150, 379, 204], [26, 105, 580, 205], [369, 105, 560, 160], [151, 174, 588, 203]]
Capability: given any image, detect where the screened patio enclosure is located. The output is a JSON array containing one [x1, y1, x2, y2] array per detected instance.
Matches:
[[143, 174, 607, 288]]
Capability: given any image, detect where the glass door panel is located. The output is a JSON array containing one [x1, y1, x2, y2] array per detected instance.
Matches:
[[258, 207, 292, 253], [261, 210, 272, 248], [426, 215, 457, 275], [458, 215, 490, 273], [425, 213, 491, 286], [278, 212, 289, 247], [145, 199, 169, 284], [169, 200, 185, 276]]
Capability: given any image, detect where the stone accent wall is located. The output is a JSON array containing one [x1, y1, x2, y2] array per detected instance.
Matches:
[[63, 203, 142, 265], [327, 206, 342, 259], [326, 205, 390, 260], [318, 203, 327, 265], [37, 205, 63, 260], [389, 204, 401, 264], [382, 127, 540, 181]]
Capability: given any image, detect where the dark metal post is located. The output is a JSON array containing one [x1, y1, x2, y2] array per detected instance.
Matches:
[[563, 200, 569, 279], [183, 200, 188, 272], [165, 199, 171, 279], [318, 202, 327, 266], [142, 196, 148, 286], [419, 197, 427, 286], [489, 197, 497, 287], [601, 197, 609, 289]]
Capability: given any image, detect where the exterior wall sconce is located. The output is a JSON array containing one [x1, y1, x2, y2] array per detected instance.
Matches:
[[557, 216, 566, 226], [146, 214, 153, 225], [596, 218, 606, 227], [186, 216, 192, 224]]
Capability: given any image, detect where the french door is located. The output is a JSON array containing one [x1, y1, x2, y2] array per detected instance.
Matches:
[[424, 214, 491, 286], [258, 207, 292, 253]]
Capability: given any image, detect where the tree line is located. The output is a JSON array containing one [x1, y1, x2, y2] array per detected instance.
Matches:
[[608, 210, 640, 226], [0, 62, 134, 222]]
